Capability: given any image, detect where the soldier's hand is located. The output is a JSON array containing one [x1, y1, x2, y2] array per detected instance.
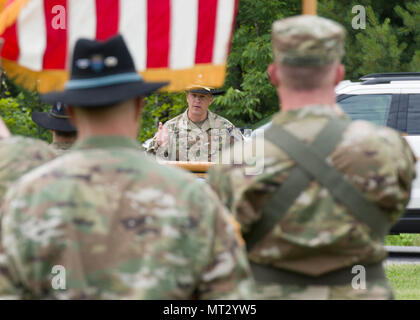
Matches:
[[157, 122, 169, 147]]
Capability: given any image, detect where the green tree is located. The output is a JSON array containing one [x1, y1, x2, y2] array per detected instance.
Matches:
[[212, 0, 301, 128], [215, 0, 420, 129], [393, 2, 420, 71], [2, 71, 187, 144], [0, 73, 51, 141], [139, 1, 302, 141], [3, 0, 420, 140], [215, 0, 420, 128], [318, 0, 420, 80], [139, 92, 186, 143]]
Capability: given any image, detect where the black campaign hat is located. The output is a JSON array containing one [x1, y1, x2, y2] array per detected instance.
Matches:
[[31, 102, 77, 132], [40, 35, 169, 107]]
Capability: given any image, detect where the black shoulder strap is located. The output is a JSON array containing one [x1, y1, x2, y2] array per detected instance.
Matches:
[[244, 120, 349, 249], [244, 119, 389, 251]]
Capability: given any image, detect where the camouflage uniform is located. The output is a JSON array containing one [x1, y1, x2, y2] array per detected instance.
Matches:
[[147, 109, 243, 163], [50, 141, 74, 156], [0, 136, 56, 202], [0, 135, 56, 297], [0, 136, 253, 299], [207, 15, 417, 300]]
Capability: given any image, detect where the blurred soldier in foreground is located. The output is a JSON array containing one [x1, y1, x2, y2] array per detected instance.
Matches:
[[0, 117, 56, 203], [31, 102, 77, 155], [208, 15, 416, 299], [147, 85, 243, 162], [0, 94, 57, 296], [0, 35, 253, 299], [0, 50, 57, 203]]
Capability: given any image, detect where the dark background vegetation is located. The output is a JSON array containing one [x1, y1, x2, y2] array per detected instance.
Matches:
[[1, 0, 419, 143]]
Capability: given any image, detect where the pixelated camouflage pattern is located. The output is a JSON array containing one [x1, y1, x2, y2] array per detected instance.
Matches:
[[0, 135, 57, 298], [252, 277, 394, 300], [272, 15, 345, 66], [50, 141, 74, 156], [0, 136, 57, 202], [208, 105, 416, 299], [0, 135, 253, 299], [147, 110, 243, 162]]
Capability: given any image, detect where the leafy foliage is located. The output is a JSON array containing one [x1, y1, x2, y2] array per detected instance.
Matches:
[[212, 0, 301, 127], [0, 74, 51, 141], [318, 0, 420, 80], [385, 234, 420, 246], [139, 92, 186, 143], [2, 0, 420, 140], [141, 0, 302, 139]]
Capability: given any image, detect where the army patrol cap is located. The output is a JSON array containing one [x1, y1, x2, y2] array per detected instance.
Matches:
[[272, 15, 345, 67], [186, 84, 224, 96]]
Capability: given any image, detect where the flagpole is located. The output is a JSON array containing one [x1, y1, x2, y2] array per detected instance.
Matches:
[[302, 0, 317, 15]]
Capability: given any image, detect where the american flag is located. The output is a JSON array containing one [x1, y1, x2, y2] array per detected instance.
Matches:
[[0, 0, 239, 92]]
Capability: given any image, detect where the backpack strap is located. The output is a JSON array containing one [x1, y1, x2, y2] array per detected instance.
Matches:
[[244, 119, 389, 251]]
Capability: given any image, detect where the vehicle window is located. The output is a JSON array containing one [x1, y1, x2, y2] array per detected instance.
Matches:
[[338, 94, 392, 126], [406, 95, 420, 135]]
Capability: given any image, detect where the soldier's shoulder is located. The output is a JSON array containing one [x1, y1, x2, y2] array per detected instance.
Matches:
[[12, 150, 80, 188], [340, 120, 415, 173], [345, 120, 407, 148], [109, 152, 218, 212], [142, 155, 199, 182], [0, 135, 56, 163], [0, 137, 56, 201], [1, 135, 52, 150], [210, 111, 236, 128], [164, 113, 184, 127], [6, 147, 219, 231], [16, 147, 200, 193]]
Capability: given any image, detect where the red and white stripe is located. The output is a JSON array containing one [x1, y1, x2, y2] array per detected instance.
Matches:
[[1, 0, 238, 71]]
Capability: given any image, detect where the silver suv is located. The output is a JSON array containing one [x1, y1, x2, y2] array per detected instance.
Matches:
[[254, 73, 420, 233], [336, 73, 420, 135]]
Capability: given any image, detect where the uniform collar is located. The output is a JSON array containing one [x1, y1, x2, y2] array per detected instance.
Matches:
[[272, 104, 349, 126], [181, 109, 216, 131], [72, 135, 139, 150], [51, 141, 73, 150]]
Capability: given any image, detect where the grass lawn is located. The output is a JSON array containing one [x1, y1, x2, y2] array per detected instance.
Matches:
[[385, 234, 420, 246], [385, 264, 420, 300]]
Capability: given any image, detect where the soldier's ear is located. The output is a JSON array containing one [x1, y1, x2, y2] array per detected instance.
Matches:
[[267, 63, 280, 87], [66, 106, 78, 127], [133, 97, 145, 120], [334, 63, 345, 86]]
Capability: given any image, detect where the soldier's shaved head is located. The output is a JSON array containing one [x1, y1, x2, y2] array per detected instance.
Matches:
[[67, 98, 144, 140], [276, 63, 338, 90]]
